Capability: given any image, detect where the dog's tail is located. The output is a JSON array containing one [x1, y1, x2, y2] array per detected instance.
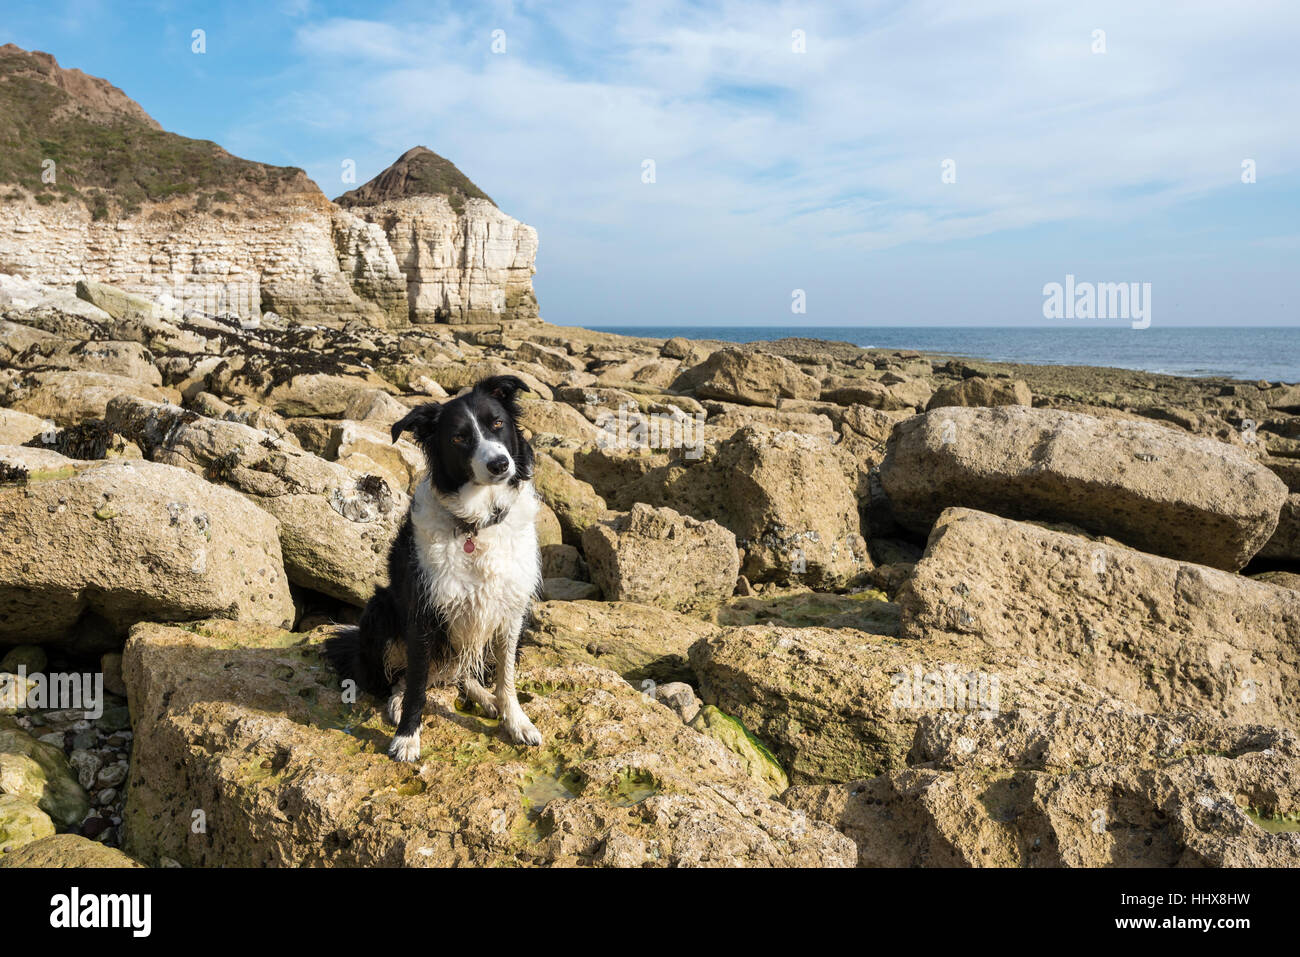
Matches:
[[322, 589, 400, 698]]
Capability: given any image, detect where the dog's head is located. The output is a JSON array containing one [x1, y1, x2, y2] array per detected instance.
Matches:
[[391, 374, 535, 493]]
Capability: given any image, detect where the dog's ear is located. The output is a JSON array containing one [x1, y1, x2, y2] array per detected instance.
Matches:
[[475, 375, 530, 405], [391, 403, 441, 444]]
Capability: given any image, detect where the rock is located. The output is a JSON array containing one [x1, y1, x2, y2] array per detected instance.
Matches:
[[0, 674, 34, 714], [518, 399, 602, 444], [838, 404, 909, 444], [707, 405, 834, 436], [1258, 493, 1300, 560], [688, 622, 1112, 785], [0, 727, 91, 827], [672, 349, 820, 408], [1254, 570, 1300, 591], [0, 446, 294, 641], [878, 407, 1288, 570], [100, 653, 127, 697], [532, 453, 607, 546], [926, 376, 1032, 410], [21, 419, 142, 461], [104, 397, 405, 606], [523, 600, 715, 684], [688, 705, 789, 796], [120, 620, 853, 867], [540, 543, 583, 580], [0, 833, 144, 868], [0, 646, 46, 675], [623, 427, 869, 588], [75, 279, 178, 324], [899, 508, 1300, 729], [0, 409, 50, 446], [9, 370, 173, 426], [0, 794, 56, 854], [581, 504, 739, 614], [335, 147, 540, 324], [8, 339, 163, 385], [652, 681, 701, 724], [541, 578, 601, 601], [535, 503, 563, 548], [785, 708, 1300, 867], [821, 373, 932, 411], [341, 388, 412, 429], [329, 421, 424, 494]]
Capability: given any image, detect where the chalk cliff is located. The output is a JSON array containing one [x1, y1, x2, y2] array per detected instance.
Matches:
[[0, 45, 537, 327], [336, 147, 539, 325]]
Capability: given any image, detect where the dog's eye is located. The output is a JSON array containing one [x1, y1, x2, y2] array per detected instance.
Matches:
[[452, 435, 466, 445], [491, 420, 504, 431]]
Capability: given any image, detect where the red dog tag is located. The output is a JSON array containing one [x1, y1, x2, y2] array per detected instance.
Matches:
[[464, 537, 476, 554]]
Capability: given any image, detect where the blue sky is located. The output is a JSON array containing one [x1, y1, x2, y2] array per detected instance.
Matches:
[[4, 0, 1299, 327]]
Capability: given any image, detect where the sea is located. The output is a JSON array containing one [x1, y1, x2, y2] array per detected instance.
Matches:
[[591, 326, 1299, 384]]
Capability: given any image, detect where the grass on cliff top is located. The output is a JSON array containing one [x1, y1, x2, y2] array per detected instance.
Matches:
[[0, 50, 317, 217], [334, 147, 495, 214]]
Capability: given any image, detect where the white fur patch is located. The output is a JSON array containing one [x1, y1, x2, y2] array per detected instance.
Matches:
[[409, 477, 541, 683], [389, 731, 421, 762]]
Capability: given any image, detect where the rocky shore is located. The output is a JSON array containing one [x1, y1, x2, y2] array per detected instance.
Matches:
[[1, 41, 1298, 868], [1, 270, 1297, 867]]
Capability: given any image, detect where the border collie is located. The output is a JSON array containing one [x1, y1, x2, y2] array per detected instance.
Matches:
[[324, 375, 543, 761]]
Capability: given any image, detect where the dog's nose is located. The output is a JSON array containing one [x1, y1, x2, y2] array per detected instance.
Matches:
[[486, 455, 510, 476]]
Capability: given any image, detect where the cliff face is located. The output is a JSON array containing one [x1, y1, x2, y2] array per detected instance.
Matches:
[[0, 48, 537, 327], [336, 147, 539, 325]]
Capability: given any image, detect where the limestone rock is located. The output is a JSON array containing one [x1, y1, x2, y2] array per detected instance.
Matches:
[[785, 709, 1300, 867], [120, 620, 854, 867], [1258, 493, 1300, 560], [582, 504, 739, 613], [0, 445, 294, 640], [898, 508, 1300, 730], [104, 397, 405, 606], [523, 600, 715, 684], [9, 370, 173, 427], [879, 406, 1288, 569], [0, 833, 144, 868], [672, 349, 820, 408], [0, 794, 56, 854], [336, 148, 539, 325], [622, 427, 869, 588], [0, 727, 90, 828], [926, 376, 1031, 410], [533, 453, 607, 546]]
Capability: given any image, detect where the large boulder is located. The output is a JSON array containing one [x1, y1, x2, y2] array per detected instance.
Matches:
[[581, 504, 738, 613], [8, 370, 174, 427], [105, 397, 404, 606], [623, 427, 869, 588], [0, 833, 144, 868], [0, 793, 56, 854], [0, 727, 90, 828], [532, 453, 607, 547], [120, 620, 854, 868], [688, 622, 1114, 785], [672, 349, 820, 408], [523, 599, 715, 684], [899, 508, 1300, 729], [785, 708, 1300, 867], [0, 446, 294, 641], [926, 376, 1031, 410], [878, 406, 1287, 570], [1258, 493, 1300, 560]]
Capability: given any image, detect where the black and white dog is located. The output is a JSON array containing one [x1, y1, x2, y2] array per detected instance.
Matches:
[[324, 375, 543, 761]]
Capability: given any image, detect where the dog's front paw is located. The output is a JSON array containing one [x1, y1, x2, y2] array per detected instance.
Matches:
[[388, 731, 421, 762], [501, 710, 543, 747], [385, 693, 403, 726]]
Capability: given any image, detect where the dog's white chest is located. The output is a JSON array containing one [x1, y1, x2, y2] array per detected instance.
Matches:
[[409, 480, 541, 648]]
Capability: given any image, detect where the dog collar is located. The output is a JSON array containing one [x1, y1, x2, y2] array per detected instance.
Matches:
[[453, 505, 509, 553]]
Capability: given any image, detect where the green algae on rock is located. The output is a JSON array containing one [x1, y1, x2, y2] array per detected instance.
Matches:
[[120, 619, 853, 867]]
